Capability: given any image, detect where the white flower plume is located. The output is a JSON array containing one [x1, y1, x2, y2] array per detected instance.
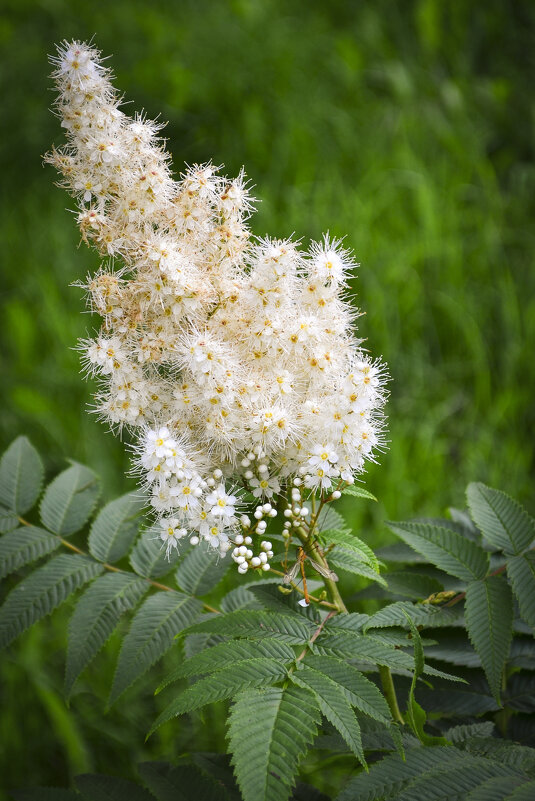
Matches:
[[46, 40, 388, 572]]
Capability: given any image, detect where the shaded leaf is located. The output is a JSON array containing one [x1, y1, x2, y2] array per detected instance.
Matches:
[[465, 576, 513, 702], [507, 552, 535, 627], [139, 761, 234, 801], [65, 572, 148, 696], [175, 544, 231, 596], [89, 493, 144, 564], [386, 520, 489, 581], [291, 665, 365, 765], [150, 658, 288, 735], [0, 436, 44, 514], [184, 610, 317, 645], [0, 554, 103, 648], [40, 463, 100, 536], [109, 591, 202, 704], [0, 525, 60, 578]]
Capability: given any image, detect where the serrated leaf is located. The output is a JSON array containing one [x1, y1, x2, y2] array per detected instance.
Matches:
[[445, 721, 495, 742], [75, 773, 155, 801], [386, 520, 489, 581], [303, 655, 391, 723], [157, 638, 295, 692], [315, 629, 462, 681], [138, 761, 233, 801], [462, 737, 535, 773], [507, 552, 535, 627], [175, 544, 230, 596], [0, 525, 60, 578], [504, 673, 535, 713], [65, 572, 148, 696], [318, 529, 380, 572], [335, 747, 475, 801], [425, 635, 481, 667], [40, 462, 100, 536], [228, 685, 321, 801], [342, 484, 377, 501], [364, 601, 461, 631], [467, 483, 534, 555], [88, 492, 144, 564], [0, 504, 20, 533], [220, 585, 261, 612], [0, 554, 103, 648], [316, 505, 346, 531], [0, 436, 44, 514], [394, 757, 520, 801], [184, 610, 317, 644], [329, 548, 387, 585], [415, 683, 499, 716], [465, 576, 513, 702], [291, 665, 365, 765], [376, 542, 429, 564], [150, 658, 288, 735], [109, 591, 201, 704], [129, 526, 181, 578], [465, 776, 534, 801]]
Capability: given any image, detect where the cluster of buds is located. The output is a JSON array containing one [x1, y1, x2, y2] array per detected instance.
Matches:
[[47, 41, 387, 571], [231, 537, 274, 575]]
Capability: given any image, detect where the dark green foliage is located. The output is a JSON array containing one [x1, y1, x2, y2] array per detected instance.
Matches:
[[2, 439, 535, 801]]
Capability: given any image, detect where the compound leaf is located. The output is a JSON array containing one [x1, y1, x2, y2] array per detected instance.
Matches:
[[40, 462, 100, 536], [0, 436, 44, 514]]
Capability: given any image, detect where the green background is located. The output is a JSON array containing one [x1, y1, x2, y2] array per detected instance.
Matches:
[[0, 0, 534, 795]]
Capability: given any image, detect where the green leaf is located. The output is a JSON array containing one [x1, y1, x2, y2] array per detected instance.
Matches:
[[303, 654, 391, 723], [109, 591, 202, 704], [65, 572, 148, 696], [184, 610, 317, 644], [394, 757, 521, 801], [328, 547, 387, 585], [465, 576, 513, 702], [228, 685, 321, 801], [88, 492, 144, 563], [335, 747, 476, 801], [139, 761, 234, 801], [386, 520, 489, 581], [507, 552, 535, 627], [467, 483, 534, 555], [342, 484, 377, 501], [403, 610, 450, 746], [0, 504, 19, 533], [0, 436, 44, 514], [40, 462, 100, 536], [380, 571, 444, 599], [150, 658, 288, 736], [465, 777, 535, 801], [175, 544, 231, 596], [364, 601, 462, 631], [445, 721, 495, 743], [318, 529, 380, 572], [0, 554, 103, 648], [0, 525, 60, 578], [291, 665, 366, 765], [129, 526, 181, 578], [157, 638, 295, 692], [75, 773, 155, 801]]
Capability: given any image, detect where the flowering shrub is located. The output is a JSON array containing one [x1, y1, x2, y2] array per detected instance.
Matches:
[[46, 41, 386, 570]]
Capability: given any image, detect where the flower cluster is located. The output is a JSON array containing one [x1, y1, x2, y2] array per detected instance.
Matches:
[[47, 41, 387, 571]]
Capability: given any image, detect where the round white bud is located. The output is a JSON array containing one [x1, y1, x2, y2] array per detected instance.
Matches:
[[253, 509, 263, 520], [268, 509, 277, 517], [244, 470, 254, 480], [262, 563, 270, 571], [190, 536, 199, 546], [234, 534, 244, 545], [331, 490, 341, 500], [251, 556, 261, 567], [244, 536, 253, 545], [283, 509, 292, 518], [262, 503, 272, 513], [238, 563, 248, 573], [241, 458, 251, 467], [213, 468, 223, 479]]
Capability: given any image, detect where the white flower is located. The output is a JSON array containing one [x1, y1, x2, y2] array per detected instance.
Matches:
[[159, 517, 187, 558], [205, 485, 237, 518], [47, 40, 388, 568]]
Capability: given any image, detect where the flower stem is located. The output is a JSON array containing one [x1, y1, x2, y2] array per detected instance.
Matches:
[[379, 665, 404, 724]]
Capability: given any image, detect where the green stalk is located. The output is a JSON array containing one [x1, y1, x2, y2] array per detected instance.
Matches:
[[379, 665, 404, 724]]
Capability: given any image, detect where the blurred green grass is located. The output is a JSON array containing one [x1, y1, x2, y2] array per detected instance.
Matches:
[[1, 0, 534, 795]]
